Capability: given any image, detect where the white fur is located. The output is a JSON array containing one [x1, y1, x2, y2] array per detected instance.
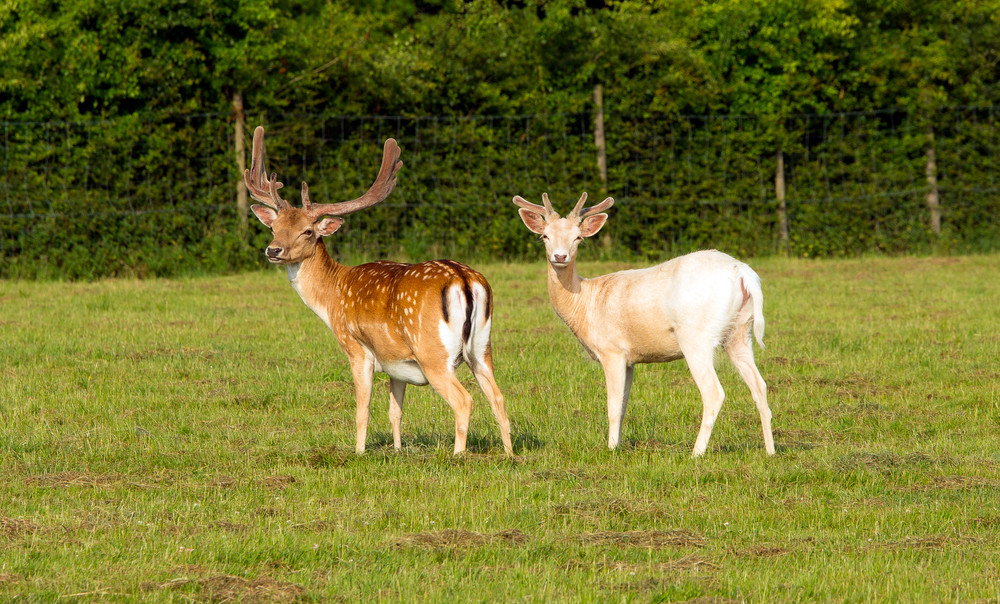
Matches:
[[287, 264, 332, 330], [438, 285, 465, 365], [376, 359, 429, 385], [520, 202, 775, 457]]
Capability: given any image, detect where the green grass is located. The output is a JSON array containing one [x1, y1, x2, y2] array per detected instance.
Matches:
[[2, 255, 1000, 602]]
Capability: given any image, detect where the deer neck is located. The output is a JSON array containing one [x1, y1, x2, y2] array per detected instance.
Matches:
[[546, 259, 590, 334], [285, 241, 345, 330]]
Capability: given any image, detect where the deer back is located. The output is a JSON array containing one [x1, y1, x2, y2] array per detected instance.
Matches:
[[323, 259, 492, 364]]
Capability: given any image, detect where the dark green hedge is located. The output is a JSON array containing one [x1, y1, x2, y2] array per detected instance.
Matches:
[[2, 106, 998, 279]]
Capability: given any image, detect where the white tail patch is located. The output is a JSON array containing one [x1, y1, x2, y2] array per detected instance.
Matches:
[[438, 285, 467, 366], [738, 264, 765, 347], [464, 282, 492, 368]]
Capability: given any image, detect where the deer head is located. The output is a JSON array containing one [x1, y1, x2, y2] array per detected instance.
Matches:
[[513, 192, 614, 268], [244, 126, 403, 264]]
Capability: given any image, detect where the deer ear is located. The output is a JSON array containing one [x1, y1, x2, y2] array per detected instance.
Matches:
[[580, 213, 608, 238], [315, 216, 344, 237], [251, 204, 277, 228], [518, 208, 547, 235]]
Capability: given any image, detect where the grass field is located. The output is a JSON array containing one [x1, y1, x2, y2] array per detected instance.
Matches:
[[2, 254, 1000, 602]]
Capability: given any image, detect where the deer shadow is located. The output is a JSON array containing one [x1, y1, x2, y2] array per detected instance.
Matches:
[[362, 427, 544, 456]]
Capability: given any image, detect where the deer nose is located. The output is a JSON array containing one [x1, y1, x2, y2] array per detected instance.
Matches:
[[553, 254, 568, 263], [265, 246, 283, 258]]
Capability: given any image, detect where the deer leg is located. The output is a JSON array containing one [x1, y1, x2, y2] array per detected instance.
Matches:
[[623, 364, 635, 414], [685, 346, 726, 457], [470, 349, 514, 456], [726, 336, 775, 455], [349, 353, 376, 454], [388, 378, 407, 451], [603, 355, 630, 450], [423, 366, 475, 455]]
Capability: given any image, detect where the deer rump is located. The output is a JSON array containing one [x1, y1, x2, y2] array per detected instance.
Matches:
[[570, 250, 764, 366], [330, 259, 494, 386]]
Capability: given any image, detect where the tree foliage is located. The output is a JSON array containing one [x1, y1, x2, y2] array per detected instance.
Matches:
[[0, 0, 998, 278]]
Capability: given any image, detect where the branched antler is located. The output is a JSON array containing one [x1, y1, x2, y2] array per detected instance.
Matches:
[[570, 192, 615, 219], [244, 126, 290, 211], [243, 126, 403, 218], [513, 192, 613, 220]]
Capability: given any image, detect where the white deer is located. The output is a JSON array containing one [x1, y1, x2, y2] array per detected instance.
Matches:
[[244, 126, 512, 456], [513, 192, 774, 456]]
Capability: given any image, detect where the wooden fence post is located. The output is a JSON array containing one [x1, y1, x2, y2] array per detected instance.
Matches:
[[925, 126, 941, 235], [233, 93, 248, 234], [775, 149, 789, 245], [593, 84, 608, 195]]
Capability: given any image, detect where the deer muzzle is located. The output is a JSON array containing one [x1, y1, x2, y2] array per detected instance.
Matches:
[[265, 246, 284, 263]]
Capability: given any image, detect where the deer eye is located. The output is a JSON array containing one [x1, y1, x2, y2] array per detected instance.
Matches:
[[302, 229, 314, 238], [541, 235, 549, 240], [575, 236, 583, 241]]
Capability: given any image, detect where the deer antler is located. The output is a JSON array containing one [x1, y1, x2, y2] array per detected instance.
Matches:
[[569, 192, 614, 219], [243, 126, 403, 218], [243, 126, 291, 212], [304, 138, 403, 219], [512, 193, 556, 217]]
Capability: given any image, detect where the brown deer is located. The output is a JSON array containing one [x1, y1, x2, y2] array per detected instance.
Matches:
[[513, 193, 774, 457], [244, 126, 512, 456]]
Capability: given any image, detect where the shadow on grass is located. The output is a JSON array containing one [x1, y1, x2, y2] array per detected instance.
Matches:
[[617, 437, 809, 457], [294, 427, 545, 467], [358, 426, 544, 455]]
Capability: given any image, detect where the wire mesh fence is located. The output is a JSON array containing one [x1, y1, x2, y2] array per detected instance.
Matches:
[[1, 105, 997, 278]]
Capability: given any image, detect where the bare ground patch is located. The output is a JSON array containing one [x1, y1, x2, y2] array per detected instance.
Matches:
[[877, 535, 978, 551], [25, 472, 123, 488], [302, 446, 356, 469], [263, 475, 297, 491], [1, 517, 41, 541], [393, 528, 528, 549], [551, 498, 674, 523], [575, 529, 706, 549], [568, 554, 716, 574], [288, 520, 338, 532], [730, 544, 791, 558], [143, 573, 305, 603], [767, 356, 829, 368], [835, 451, 940, 475], [194, 376, 238, 387], [900, 475, 1000, 492], [974, 515, 1000, 527], [530, 468, 595, 482]]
